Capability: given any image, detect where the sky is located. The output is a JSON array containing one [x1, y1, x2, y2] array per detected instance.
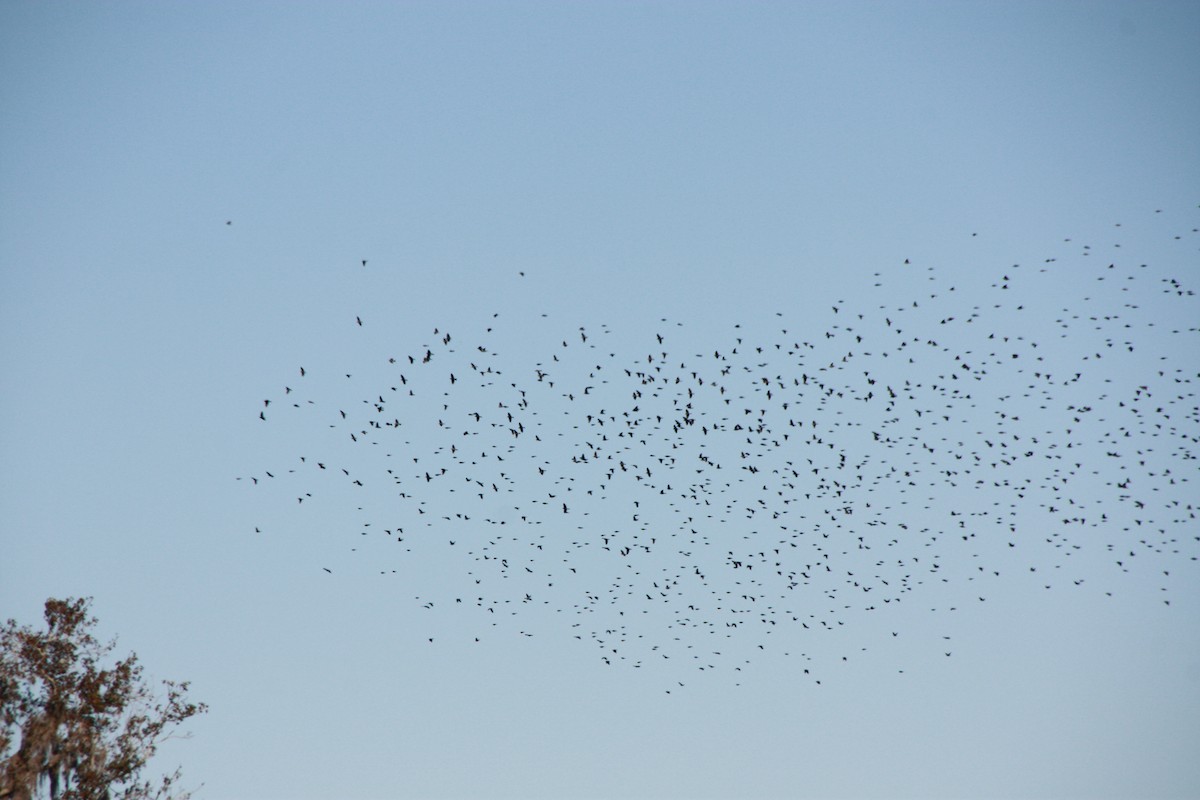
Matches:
[[1, 2, 1199, 799]]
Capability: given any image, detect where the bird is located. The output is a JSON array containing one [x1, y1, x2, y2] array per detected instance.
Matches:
[[242, 206, 1199, 690]]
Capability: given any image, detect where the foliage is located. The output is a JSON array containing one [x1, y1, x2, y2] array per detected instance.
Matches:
[[0, 598, 206, 800]]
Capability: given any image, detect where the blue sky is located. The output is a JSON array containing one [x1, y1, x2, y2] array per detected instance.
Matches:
[[2, 2, 1198, 798]]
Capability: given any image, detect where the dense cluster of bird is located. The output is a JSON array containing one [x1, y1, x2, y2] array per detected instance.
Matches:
[[241, 209, 1198, 686]]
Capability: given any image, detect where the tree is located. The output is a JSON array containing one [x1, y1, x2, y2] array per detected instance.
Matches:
[[0, 598, 207, 800]]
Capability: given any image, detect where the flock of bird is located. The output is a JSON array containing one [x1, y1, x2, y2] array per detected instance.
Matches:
[[241, 208, 1198, 687]]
